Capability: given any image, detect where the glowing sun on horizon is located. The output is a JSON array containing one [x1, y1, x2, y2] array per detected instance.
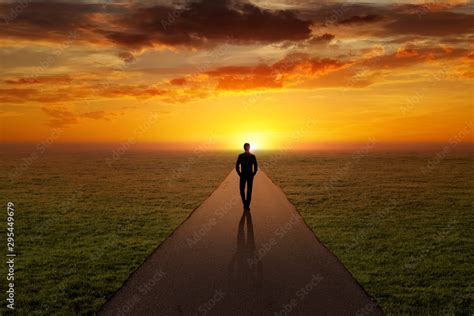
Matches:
[[230, 132, 274, 151]]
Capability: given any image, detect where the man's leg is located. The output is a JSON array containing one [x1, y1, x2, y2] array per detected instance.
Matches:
[[239, 176, 246, 207], [246, 176, 254, 208]]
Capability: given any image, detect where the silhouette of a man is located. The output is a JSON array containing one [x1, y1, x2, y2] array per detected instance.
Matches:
[[235, 143, 258, 210]]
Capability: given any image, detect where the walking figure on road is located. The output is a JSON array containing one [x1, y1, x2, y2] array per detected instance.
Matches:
[[235, 143, 258, 211]]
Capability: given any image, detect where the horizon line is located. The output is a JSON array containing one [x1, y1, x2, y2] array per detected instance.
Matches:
[[1, 141, 473, 152]]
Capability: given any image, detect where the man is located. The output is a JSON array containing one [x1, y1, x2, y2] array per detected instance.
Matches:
[[235, 143, 258, 210]]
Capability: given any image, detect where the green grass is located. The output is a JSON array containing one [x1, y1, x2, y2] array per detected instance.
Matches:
[[0, 151, 234, 315], [260, 151, 473, 315], [1, 150, 472, 315]]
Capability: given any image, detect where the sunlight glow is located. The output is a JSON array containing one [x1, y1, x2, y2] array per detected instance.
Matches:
[[227, 131, 276, 151]]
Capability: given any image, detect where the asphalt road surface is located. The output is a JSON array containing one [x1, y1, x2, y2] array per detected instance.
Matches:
[[99, 171, 383, 316]]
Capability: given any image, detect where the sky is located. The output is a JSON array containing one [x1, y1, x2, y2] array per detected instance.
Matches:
[[0, 0, 473, 150]]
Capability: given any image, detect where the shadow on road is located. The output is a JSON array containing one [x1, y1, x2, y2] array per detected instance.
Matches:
[[227, 209, 264, 307]]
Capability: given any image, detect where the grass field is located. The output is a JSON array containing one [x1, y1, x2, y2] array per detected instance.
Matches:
[[0, 150, 233, 315], [1, 148, 472, 314], [260, 151, 473, 315]]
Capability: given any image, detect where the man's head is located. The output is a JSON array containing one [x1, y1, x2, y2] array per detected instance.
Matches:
[[243, 143, 250, 153]]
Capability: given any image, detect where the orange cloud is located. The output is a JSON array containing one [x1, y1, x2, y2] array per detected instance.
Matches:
[[375, 45, 469, 68], [396, 48, 419, 58], [41, 106, 117, 127], [0, 45, 470, 107], [4, 75, 72, 85], [170, 78, 187, 86], [207, 53, 351, 91]]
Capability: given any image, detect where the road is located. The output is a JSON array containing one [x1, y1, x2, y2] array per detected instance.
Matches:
[[99, 170, 383, 315]]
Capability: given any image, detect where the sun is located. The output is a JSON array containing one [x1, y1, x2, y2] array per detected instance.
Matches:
[[223, 131, 277, 151], [233, 132, 274, 151]]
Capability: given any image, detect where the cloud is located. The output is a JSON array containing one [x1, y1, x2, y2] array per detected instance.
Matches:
[[0, 0, 312, 49], [0, 2, 101, 41], [396, 47, 419, 58], [0, 88, 52, 103], [305, 33, 336, 45], [41, 106, 79, 127], [4, 75, 72, 85], [383, 10, 474, 36], [463, 71, 474, 78], [338, 14, 382, 25], [311, 33, 335, 42], [383, 45, 469, 66], [170, 77, 187, 86], [41, 106, 117, 127], [117, 51, 135, 63], [2, 43, 470, 106], [0, 0, 472, 52], [206, 52, 351, 90], [308, 3, 473, 38], [105, 0, 312, 49], [0, 52, 352, 104], [0, 77, 170, 104]]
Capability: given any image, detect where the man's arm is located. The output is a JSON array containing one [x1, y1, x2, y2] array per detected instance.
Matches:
[[253, 155, 258, 175], [235, 155, 241, 176]]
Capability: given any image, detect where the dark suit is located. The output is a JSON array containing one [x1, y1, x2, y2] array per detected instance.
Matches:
[[235, 152, 258, 208]]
